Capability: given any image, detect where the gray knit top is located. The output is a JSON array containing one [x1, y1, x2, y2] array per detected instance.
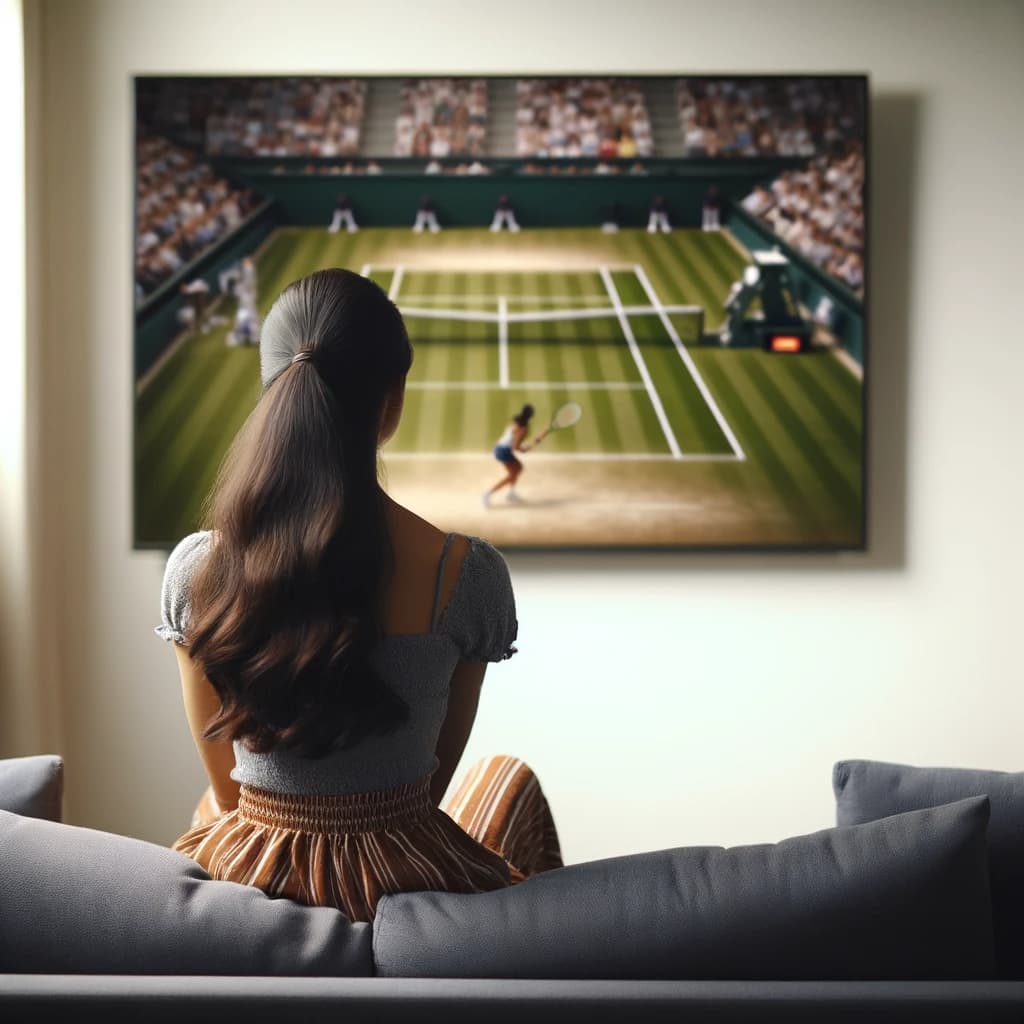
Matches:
[[155, 530, 517, 795]]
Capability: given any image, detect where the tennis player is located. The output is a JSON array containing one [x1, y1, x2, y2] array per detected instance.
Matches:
[[483, 404, 544, 507]]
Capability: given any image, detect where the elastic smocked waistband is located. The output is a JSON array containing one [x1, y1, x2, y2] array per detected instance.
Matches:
[[236, 775, 433, 833]]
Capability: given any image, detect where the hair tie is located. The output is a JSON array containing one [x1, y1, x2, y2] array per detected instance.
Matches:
[[291, 350, 314, 365]]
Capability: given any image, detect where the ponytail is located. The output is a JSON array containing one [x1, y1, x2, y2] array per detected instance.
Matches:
[[186, 269, 412, 757]]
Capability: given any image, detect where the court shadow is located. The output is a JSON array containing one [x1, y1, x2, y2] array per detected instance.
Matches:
[[486, 497, 575, 512], [511, 89, 918, 575]]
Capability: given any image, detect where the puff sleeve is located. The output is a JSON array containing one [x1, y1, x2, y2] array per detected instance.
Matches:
[[154, 531, 213, 645], [439, 537, 518, 662]]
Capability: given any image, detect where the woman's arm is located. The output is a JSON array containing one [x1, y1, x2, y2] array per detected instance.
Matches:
[[431, 658, 487, 806], [172, 642, 241, 812], [512, 423, 532, 453]]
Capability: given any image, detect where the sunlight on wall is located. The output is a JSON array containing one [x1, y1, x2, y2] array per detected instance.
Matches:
[[0, 0, 28, 740]]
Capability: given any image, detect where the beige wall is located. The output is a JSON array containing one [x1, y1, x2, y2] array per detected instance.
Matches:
[[16, 0, 1024, 860]]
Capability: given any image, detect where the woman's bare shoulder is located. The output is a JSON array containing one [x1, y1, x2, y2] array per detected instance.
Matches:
[[382, 498, 471, 632], [385, 499, 450, 555]]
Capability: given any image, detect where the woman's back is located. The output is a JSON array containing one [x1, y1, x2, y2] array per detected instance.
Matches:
[[157, 502, 518, 796], [155, 267, 560, 921]]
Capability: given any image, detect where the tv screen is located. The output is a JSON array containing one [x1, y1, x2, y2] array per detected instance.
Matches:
[[134, 74, 867, 551]]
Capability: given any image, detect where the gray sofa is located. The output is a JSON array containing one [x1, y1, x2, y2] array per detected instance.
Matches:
[[2, 754, 1024, 1022]]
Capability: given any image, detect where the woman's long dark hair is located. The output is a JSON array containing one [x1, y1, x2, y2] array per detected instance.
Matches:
[[186, 268, 413, 757]]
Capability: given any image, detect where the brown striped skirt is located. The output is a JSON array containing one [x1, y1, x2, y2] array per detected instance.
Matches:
[[172, 754, 562, 923]]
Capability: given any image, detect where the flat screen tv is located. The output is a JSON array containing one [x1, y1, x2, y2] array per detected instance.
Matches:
[[133, 74, 867, 551]]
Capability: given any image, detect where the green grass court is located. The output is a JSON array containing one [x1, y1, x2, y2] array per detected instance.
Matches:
[[135, 227, 864, 549]]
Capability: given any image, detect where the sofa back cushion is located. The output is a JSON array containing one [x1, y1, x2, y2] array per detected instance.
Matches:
[[0, 755, 64, 821], [0, 810, 373, 975], [374, 797, 995, 980], [834, 758, 1024, 979]]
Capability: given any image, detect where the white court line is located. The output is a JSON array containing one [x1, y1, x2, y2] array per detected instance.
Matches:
[[359, 263, 372, 277], [505, 305, 699, 323], [403, 308, 499, 323], [632, 263, 746, 462], [400, 305, 702, 324], [384, 451, 738, 463], [598, 267, 682, 460], [397, 294, 614, 304], [407, 380, 645, 391], [388, 266, 405, 302], [498, 296, 509, 388]]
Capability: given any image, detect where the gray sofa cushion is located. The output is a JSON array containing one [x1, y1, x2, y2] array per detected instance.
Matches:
[[834, 758, 1024, 979], [0, 810, 373, 976], [374, 797, 994, 981], [0, 755, 64, 821]]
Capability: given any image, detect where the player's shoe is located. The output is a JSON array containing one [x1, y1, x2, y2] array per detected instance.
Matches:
[[505, 491, 524, 503], [482, 491, 492, 508]]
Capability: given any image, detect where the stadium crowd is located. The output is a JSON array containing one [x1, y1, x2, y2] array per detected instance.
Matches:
[[136, 78, 368, 157], [515, 78, 654, 159], [204, 78, 367, 156], [741, 141, 865, 297], [393, 79, 488, 158], [676, 77, 864, 158], [135, 133, 260, 303]]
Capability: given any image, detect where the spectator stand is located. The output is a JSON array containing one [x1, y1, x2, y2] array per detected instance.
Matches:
[[676, 76, 865, 159], [515, 78, 654, 161], [135, 133, 266, 303], [134, 199, 277, 382], [727, 200, 864, 368], [134, 131, 279, 380], [393, 78, 488, 159], [136, 77, 369, 158]]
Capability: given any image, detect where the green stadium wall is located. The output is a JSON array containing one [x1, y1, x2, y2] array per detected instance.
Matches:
[[726, 205, 864, 366], [213, 157, 802, 231]]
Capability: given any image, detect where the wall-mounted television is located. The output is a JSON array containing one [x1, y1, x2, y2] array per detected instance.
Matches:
[[133, 74, 867, 551]]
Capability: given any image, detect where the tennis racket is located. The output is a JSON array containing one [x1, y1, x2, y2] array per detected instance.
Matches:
[[530, 402, 583, 448]]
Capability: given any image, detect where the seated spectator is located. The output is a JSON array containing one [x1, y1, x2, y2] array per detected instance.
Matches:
[[412, 124, 433, 158], [617, 130, 638, 159], [741, 185, 774, 216]]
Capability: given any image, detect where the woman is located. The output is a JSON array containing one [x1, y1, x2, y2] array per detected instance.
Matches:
[[155, 268, 561, 922], [483, 404, 546, 507]]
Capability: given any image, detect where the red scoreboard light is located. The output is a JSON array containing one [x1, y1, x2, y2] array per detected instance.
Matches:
[[760, 326, 812, 353], [770, 334, 803, 353]]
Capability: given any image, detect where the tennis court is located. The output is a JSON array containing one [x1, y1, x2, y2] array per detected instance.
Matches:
[[371, 264, 739, 463], [135, 227, 863, 548]]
